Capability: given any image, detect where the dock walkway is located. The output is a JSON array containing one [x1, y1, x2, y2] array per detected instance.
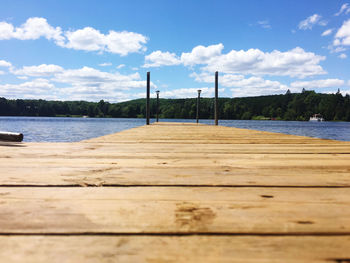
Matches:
[[1, 122, 350, 262]]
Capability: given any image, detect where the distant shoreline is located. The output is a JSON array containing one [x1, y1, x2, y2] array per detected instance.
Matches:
[[1, 90, 350, 122], [2, 115, 350, 122]]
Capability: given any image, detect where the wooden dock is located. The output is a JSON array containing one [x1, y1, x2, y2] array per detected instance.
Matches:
[[1, 122, 350, 262]]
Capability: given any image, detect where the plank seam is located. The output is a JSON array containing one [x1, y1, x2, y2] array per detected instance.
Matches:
[[1, 184, 350, 188], [1, 233, 350, 236]]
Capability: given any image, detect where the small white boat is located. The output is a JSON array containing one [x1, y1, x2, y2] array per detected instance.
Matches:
[[309, 114, 324, 122]]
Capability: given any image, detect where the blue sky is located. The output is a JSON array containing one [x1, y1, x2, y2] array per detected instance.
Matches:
[[1, 0, 350, 102]]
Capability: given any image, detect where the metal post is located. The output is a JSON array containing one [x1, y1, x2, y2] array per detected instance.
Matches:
[[214, 71, 219, 125], [196, 89, 201, 123], [156, 90, 160, 122], [146, 72, 150, 125]]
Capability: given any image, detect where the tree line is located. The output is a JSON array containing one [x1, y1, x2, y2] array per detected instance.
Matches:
[[1, 90, 350, 121]]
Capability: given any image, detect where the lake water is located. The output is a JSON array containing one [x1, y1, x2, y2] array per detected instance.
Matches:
[[0, 116, 349, 142]]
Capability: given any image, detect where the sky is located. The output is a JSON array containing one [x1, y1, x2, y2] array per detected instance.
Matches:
[[1, 0, 350, 102]]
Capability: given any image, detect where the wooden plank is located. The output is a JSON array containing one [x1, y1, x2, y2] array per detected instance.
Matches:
[[1, 122, 350, 261], [0, 123, 349, 186], [2, 154, 350, 165], [3, 142, 350, 156], [1, 235, 350, 263], [1, 165, 350, 186], [83, 139, 344, 144], [1, 187, 350, 234], [0, 153, 350, 186], [84, 124, 348, 144]]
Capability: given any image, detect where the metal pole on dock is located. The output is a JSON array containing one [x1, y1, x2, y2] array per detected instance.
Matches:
[[214, 71, 219, 125], [156, 90, 160, 122], [146, 72, 150, 125], [196, 89, 201, 123]]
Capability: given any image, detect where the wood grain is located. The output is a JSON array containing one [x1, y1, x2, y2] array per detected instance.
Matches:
[[1, 187, 350, 234], [1, 123, 350, 186], [1, 236, 350, 263], [1, 122, 350, 262]]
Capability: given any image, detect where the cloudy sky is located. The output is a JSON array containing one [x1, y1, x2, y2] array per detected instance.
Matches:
[[1, 0, 350, 102]]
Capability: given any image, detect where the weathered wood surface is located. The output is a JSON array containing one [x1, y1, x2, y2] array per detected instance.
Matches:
[[1, 122, 350, 262], [1, 123, 350, 187], [1, 236, 350, 263], [1, 187, 350, 234]]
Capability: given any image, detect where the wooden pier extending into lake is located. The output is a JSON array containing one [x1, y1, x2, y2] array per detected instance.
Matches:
[[1, 122, 350, 262]]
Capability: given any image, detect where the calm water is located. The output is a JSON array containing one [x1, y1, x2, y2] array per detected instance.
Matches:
[[0, 116, 349, 142]]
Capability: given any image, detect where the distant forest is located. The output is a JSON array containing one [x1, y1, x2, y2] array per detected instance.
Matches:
[[1, 90, 350, 121]]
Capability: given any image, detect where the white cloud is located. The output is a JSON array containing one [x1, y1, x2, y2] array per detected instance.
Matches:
[[227, 76, 287, 89], [63, 27, 105, 51], [334, 19, 350, 46], [324, 88, 350, 95], [318, 20, 328, 26], [328, 45, 347, 53], [230, 82, 288, 97], [116, 64, 125, 69], [53, 66, 146, 90], [257, 20, 271, 29], [321, 29, 333, 36], [0, 17, 148, 56], [0, 17, 64, 45], [335, 3, 350, 16], [298, 14, 327, 30], [191, 71, 289, 97], [340, 89, 350, 95], [0, 70, 4, 75], [203, 46, 326, 78], [159, 87, 225, 99], [144, 45, 225, 68], [0, 59, 12, 67], [63, 27, 147, 55], [190, 72, 221, 83], [150, 44, 325, 78], [0, 22, 14, 40], [230, 77, 289, 97], [12, 64, 64, 77], [181, 44, 224, 67], [339, 53, 347, 59], [190, 72, 244, 85], [2, 63, 155, 101], [0, 78, 55, 99], [99, 62, 112, 67], [51, 66, 156, 101], [143, 51, 181, 67], [104, 31, 147, 55], [290, 79, 345, 89], [65, 90, 136, 102]]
